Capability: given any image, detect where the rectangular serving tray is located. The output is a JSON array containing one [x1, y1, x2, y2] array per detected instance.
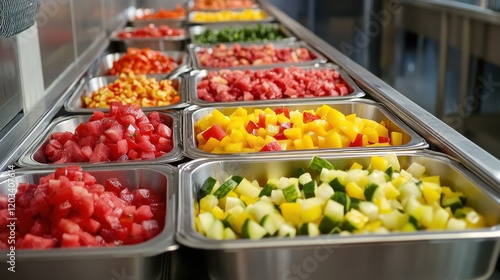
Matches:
[[187, 8, 274, 25], [183, 99, 428, 159], [130, 8, 187, 28], [177, 150, 500, 280], [0, 164, 178, 280], [64, 73, 189, 113], [88, 50, 191, 78], [187, 63, 365, 107], [17, 112, 183, 167], [186, 0, 259, 11], [188, 41, 328, 70], [110, 27, 188, 51], [188, 23, 296, 46]]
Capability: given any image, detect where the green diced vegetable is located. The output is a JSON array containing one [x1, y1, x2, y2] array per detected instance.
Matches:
[[329, 177, 345, 192], [302, 181, 317, 199], [213, 177, 239, 199], [309, 156, 333, 173], [199, 177, 217, 198], [283, 185, 299, 202], [364, 183, 379, 201], [259, 183, 276, 197]]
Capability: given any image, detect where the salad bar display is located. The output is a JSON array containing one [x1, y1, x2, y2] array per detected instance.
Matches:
[[1, 0, 499, 280]]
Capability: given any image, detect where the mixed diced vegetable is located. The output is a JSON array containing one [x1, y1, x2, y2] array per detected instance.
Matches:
[[194, 155, 487, 240], [194, 105, 402, 153], [194, 24, 287, 44]]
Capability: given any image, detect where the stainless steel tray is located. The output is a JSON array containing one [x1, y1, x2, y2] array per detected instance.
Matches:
[[186, 0, 259, 11], [187, 8, 274, 25], [188, 41, 328, 70], [89, 51, 191, 78], [183, 99, 428, 158], [188, 23, 296, 46], [130, 8, 187, 28], [17, 112, 183, 167], [64, 74, 189, 113], [187, 63, 365, 107], [0, 164, 178, 280], [110, 27, 188, 51], [177, 151, 500, 280]]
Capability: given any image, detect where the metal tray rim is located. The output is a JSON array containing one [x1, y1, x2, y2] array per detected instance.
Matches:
[[182, 99, 429, 159], [17, 112, 183, 168], [187, 63, 366, 107], [188, 41, 328, 70], [0, 164, 179, 259], [110, 26, 189, 42], [186, 0, 260, 11], [176, 150, 500, 250], [64, 72, 191, 113]]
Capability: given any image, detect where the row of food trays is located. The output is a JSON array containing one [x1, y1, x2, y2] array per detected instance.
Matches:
[[1, 1, 499, 280]]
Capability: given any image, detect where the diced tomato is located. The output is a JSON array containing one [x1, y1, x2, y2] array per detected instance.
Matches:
[[274, 108, 290, 118], [260, 141, 281, 152], [201, 124, 226, 141], [303, 112, 320, 123]]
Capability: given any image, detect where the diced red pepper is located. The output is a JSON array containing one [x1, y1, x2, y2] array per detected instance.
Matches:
[[260, 141, 282, 152], [349, 134, 364, 147], [303, 112, 320, 123], [274, 108, 290, 119], [201, 124, 227, 141]]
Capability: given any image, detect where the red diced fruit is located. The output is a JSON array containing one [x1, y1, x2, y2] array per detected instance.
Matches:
[[0, 168, 165, 249], [43, 104, 173, 164]]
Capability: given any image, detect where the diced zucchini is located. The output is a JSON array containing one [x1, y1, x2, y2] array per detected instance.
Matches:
[[446, 218, 467, 230], [278, 223, 297, 237], [259, 183, 276, 197], [345, 169, 369, 188], [399, 181, 422, 200], [309, 156, 334, 173], [299, 173, 313, 187], [278, 177, 298, 189], [328, 177, 345, 193], [227, 205, 245, 217], [260, 212, 284, 236], [299, 222, 320, 237], [199, 177, 217, 198], [303, 181, 317, 199], [234, 178, 262, 198], [367, 170, 388, 185], [296, 167, 306, 178], [225, 196, 245, 212], [406, 162, 426, 179], [250, 201, 275, 222], [206, 219, 224, 240], [331, 192, 351, 213], [379, 209, 408, 230], [364, 183, 379, 201], [349, 197, 361, 210], [319, 216, 338, 233], [314, 182, 334, 201], [385, 166, 394, 178], [198, 211, 216, 234], [408, 215, 421, 229], [401, 222, 417, 232], [213, 177, 239, 199], [358, 201, 379, 221], [383, 153, 400, 171], [242, 219, 267, 240], [271, 189, 286, 205], [324, 199, 345, 223], [441, 193, 465, 213], [283, 185, 299, 202], [342, 209, 369, 231], [231, 175, 244, 184], [428, 206, 450, 230], [320, 169, 346, 185], [223, 227, 237, 240]]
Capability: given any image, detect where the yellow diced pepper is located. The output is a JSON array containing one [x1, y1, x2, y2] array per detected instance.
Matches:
[[280, 202, 302, 226], [350, 162, 363, 170], [391, 131, 403, 146], [346, 182, 365, 200], [370, 156, 389, 171], [284, 127, 303, 140], [202, 137, 221, 152]]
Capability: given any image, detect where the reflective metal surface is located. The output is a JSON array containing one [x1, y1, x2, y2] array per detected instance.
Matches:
[[183, 99, 428, 159], [0, 37, 22, 132], [73, 0, 104, 56], [0, 164, 178, 280], [37, 0, 75, 88], [17, 112, 183, 167], [177, 151, 500, 280], [187, 63, 365, 107]]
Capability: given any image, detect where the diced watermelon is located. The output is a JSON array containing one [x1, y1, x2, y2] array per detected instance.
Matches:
[[22, 234, 56, 249], [120, 189, 135, 204], [148, 112, 162, 127], [124, 223, 144, 245], [61, 233, 80, 247], [134, 205, 154, 223], [0, 209, 9, 228], [84, 218, 101, 234], [89, 143, 110, 163], [142, 219, 161, 240], [156, 123, 172, 138], [58, 218, 81, 234], [77, 231, 98, 246], [58, 131, 75, 145], [128, 149, 140, 160], [156, 137, 173, 152], [89, 110, 105, 121], [105, 178, 125, 194]]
